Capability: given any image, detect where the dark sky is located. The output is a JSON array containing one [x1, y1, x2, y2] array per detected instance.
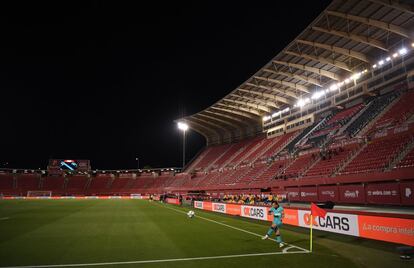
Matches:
[[0, 1, 331, 170]]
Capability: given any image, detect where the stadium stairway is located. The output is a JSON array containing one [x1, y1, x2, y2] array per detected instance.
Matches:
[[304, 143, 359, 178], [369, 90, 414, 133], [242, 138, 274, 164], [334, 142, 367, 176], [251, 159, 288, 183], [219, 138, 258, 169], [204, 144, 234, 171], [340, 132, 414, 175], [389, 135, 414, 170], [337, 102, 369, 135], [258, 131, 299, 161], [183, 146, 208, 172], [282, 153, 319, 178], [396, 144, 414, 169], [359, 94, 403, 136], [285, 121, 320, 153], [212, 142, 248, 169], [346, 91, 400, 137], [226, 136, 264, 168], [236, 163, 266, 184]]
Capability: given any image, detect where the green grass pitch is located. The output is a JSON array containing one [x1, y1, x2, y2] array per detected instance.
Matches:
[[0, 200, 411, 268]]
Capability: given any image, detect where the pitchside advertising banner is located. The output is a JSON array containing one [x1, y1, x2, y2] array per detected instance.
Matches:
[[165, 198, 181, 205], [193, 201, 414, 246], [240, 205, 270, 221], [297, 210, 359, 237]]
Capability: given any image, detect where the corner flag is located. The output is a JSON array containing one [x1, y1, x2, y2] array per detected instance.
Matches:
[[311, 202, 327, 219], [309, 203, 327, 252]]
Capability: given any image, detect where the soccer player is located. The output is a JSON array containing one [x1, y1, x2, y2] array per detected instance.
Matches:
[[262, 201, 284, 248]]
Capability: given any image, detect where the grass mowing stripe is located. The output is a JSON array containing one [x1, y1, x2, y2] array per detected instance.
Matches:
[[157, 202, 310, 253], [0, 251, 309, 268]]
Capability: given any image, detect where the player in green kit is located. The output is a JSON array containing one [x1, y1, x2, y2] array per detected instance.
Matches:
[[262, 201, 284, 248]]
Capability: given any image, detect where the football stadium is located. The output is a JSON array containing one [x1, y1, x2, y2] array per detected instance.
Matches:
[[1, 0, 414, 267]]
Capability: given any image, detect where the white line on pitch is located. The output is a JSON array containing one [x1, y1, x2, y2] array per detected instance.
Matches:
[[0, 251, 309, 268], [159, 203, 310, 253]]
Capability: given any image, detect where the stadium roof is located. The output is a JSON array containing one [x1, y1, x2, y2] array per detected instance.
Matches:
[[178, 0, 414, 144]]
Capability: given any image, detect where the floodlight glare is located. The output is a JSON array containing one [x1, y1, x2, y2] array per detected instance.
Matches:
[[272, 112, 280, 118], [177, 122, 189, 131], [263, 116, 271, 121], [399, 48, 407, 55], [296, 99, 306, 107], [311, 91, 324, 100]]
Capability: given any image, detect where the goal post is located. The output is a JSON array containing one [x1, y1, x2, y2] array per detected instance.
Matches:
[[27, 191, 52, 197]]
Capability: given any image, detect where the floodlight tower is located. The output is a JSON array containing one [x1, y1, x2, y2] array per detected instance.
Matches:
[[177, 122, 189, 168], [135, 157, 139, 170]]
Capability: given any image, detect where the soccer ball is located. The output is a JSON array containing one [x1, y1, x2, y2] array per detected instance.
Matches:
[[187, 210, 195, 218]]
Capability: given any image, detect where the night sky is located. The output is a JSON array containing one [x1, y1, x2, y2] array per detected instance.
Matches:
[[0, 1, 331, 170]]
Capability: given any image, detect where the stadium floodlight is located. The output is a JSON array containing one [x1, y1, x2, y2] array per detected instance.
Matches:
[[271, 112, 280, 118], [177, 122, 189, 131], [311, 91, 324, 100], [372, 64, 377, 68], [385, 57, 391, 62], [177, 122, 189, 168], [296, 99, 306, 107], [378, 60, 384, 66], [392, 53, 398, 58], [399, 48, 407, 55], [351, 73, 361, 80]]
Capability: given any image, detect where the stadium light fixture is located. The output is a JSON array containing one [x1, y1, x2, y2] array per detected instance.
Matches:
[[177, 122, 189, 132], [272, 111, 280, 118], [311, 91, 324, 100], [261, 44, 414, 118], [399, 48, 408, 55], [177, 122, 189, 168], [296, 99, 306, 107]]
